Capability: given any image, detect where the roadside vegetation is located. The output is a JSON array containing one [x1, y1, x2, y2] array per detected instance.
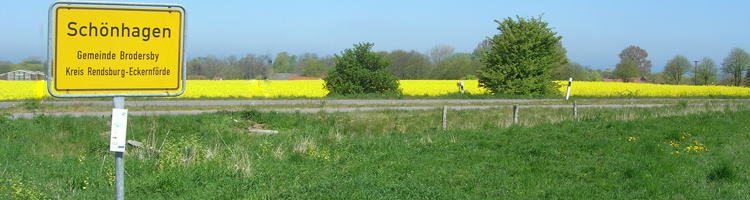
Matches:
[[2, 102, 749, 198]]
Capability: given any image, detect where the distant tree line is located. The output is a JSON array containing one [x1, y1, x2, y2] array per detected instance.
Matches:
[[179, 43, 487, 81], [0, 57, 45, 74], [550, 45, 750, 86], [4, 22, 749, 88]]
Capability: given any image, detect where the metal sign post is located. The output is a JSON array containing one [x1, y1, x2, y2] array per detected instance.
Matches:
[[48, 2, 186, 199], [112, 97, 126, 199]]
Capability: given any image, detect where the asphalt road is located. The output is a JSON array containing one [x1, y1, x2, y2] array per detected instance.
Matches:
[[0, 99, 560, 109], [4, 98, 747, 119], [8, 102, 678, 119]]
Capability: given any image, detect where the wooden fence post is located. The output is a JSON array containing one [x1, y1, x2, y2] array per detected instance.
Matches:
[[442, 106, 447, 130], [573, 100, 578, 118], [513, 104, 519, 124]]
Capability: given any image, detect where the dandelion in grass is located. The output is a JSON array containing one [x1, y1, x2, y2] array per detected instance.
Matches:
[[685, 141, 709, 153], [669, 141, 679, 147]]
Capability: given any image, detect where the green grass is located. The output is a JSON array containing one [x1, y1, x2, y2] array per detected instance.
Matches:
[[1, 104, 750, 199]]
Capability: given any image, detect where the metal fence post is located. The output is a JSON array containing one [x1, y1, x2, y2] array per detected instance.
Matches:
[[113, 97, 125, 200]]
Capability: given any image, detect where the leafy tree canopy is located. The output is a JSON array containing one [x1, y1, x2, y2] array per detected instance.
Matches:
[[324, 43, 400, 95], [696, 57, 718, 85], [614, 59, 640, 82], [301, 60, 327, 77], [662, 55, 691, 85], [477, 15, 567, 95], [273, 52, 291, 73], [619, 45, 652, 76], [588, 70, 603, 82], [721, 47, 750, 86]]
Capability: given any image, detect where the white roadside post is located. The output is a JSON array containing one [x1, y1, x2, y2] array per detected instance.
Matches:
[[565, 77, 573, 100], [457, 81, 464, 94]]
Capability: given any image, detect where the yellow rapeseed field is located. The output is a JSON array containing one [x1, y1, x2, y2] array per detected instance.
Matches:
[[1, 80, 748, 100], [0, 80, 45, 100], [180, 80, 328, 98], [560, 81, 750, 97]]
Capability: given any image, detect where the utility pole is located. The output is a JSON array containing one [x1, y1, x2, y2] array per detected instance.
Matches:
[[693, 61, 699, 85]]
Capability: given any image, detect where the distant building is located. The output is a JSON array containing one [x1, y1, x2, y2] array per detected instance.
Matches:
[[0, 70, 45, 81], [267, 73, 301, 80], [288, 76, 322, 80], [267, 73, 325, 80]]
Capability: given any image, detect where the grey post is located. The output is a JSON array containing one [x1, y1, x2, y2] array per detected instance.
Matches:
[[573, 100, 578, 118], [442, 106, 447, 130], [113, 97, 125, 200], [513, 104, 519, 124]]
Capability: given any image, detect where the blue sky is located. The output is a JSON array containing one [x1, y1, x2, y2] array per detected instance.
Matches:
[[2, 0, 749, 72]]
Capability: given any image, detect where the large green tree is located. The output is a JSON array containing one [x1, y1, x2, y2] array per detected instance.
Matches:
[[273, 52, 291, 73], [477, 15, 567, 95], [324, 43, 400, 95], [588, 70, 603, 82], [662, 55, 691, 85], [618, 46, 652, 76], [186, 57, 203, 77], [614, 59, 641, 82], [695, 57, 718, 85], [301, 59, 327, 77], [720, 47, 750, 86]]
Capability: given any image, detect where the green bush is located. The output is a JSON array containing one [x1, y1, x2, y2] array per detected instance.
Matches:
[[324, 42, 400, 95], [478, 15, 566, 95]]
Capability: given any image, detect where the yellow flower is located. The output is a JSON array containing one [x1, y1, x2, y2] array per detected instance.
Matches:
[[3, 80, 750, 100]]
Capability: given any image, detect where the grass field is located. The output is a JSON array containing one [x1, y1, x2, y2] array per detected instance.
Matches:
[[2, 103, 750, 199]]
